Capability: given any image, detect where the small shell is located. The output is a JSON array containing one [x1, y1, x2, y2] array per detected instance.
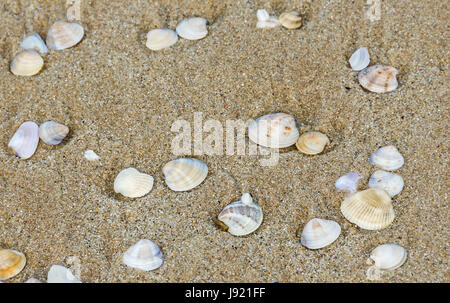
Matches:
[[279, 11, 302, 29], [20, 33, 48, 55], [162, 158, 208, 191], [10, 50, 44, 76], [8, 121, 39, 159], [369, 244, 407, 270], [256, 9, 270, 21], [123, 239, 164, 271], [248, 113, 299, 148], [46, 20, 84, 50], [300, 218, 341, 249], [216, 193, 263, 236], [296, 131, 330, 155], [349, 47, 370, 71], [176, 17, 208, 40], [47, 265, 81, 283], [340, 188, 394, 230], [146, 29, 178, 51], [335, 172, 361, 195], [84, 150, 100, 161], [38, 121, 69, 145], [369, 170, 404, 197], [25, 278, 43, 283], [0, 249, 26, 280], [358, 65, 398, 93], [369, 145, 404, 171], [114, 168, 154, 198]]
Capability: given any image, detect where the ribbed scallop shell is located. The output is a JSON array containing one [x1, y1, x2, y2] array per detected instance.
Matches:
[[0, 249, 26, 280], [8, 121, 39, 159], [146, 29, 178, 50], [123, 239, 164, 271], [162, 158, 208, 191], [370, 243, 407, 270], [300, 218, 341, 249], [248, 113, 299, 148], [46, 21, 84, 50], [47, 265, 81, 283], [10, 50, 44, 76], [335, 172, 361, 195], [296, 131, 330, 155], [358, 65, 398, 93], [20, 33, 48, 55], [340, 188, 394, 230], [349, 47, 370, 71], [369, 170, 404, 197], [217, 193, 263, 236], [114, 168, 154, 198], [39, 121, 69, 145], [176, 17, 208, 40], [279, 11, 302, 29], [369, 145, 404, 171]]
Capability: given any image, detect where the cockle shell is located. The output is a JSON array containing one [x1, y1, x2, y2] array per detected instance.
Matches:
[[248, 113, 299, 148], [47, 265, 81, 283], [123, 239, 164, 271], [296, 131, 330, 155], [340, 188, 394, 230], [146, 29, 178, 51], [335, 172, 361, 195], [349, 47, 370, 71], [8, 121, 39, 159], [114, 168, 154, 198], [46, 21, 84, 50], [369, 170, 404, 197], [358, 65, 398, 93], [256, 9, 280, 28], [38, 121, 69, 145], [10, 50, 44, 76], [369, 244, 407, 270], [176, 17, 208, 40], [369, 145, 404, 171], [279, 11, 302, 29], [0, 249, 26, 280], [216, 193, 263, 236], [300, 218, 341, 249], [20, 33, 48, 55], [162, 158, 208, 191]]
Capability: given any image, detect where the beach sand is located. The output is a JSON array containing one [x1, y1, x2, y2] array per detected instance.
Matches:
[[0, 0, 448, 282]]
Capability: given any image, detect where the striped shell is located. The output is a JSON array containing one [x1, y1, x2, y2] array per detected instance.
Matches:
[[162, 158, 208, 191], [279, 11, 302, 29], [39, 121, 69, 145], [369, 145, 404, 171], [46, 21, 84, 50], [358, 65, 398, 93], [176, 17, 208, 40], [123, 239, 164, 271], [10, 50, 44, 76], [146, 29, 178, 51], [248, 113, 299, 148], [8, 121, 39, 159], [296, 131, 330, 155], [114, 168, 154, 198], [369, 243, 407, 270], [300, 218, 341, 249], [0, 249, 26, 280]]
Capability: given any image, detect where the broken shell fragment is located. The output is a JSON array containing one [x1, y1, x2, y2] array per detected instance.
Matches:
[[279, 11, 302, 29], [248, 113, 299, 148], [335, 172, 361, 195], [369, 170, 404, 197], [25, 278, 43, 283], [10, 50, 44, 76], [123, 239, 164, 271], [114, 168, 154, 198], [39, 121, 69, 145], [162, 158, 208, 191], [146, 29, 178, 51], [47, 265, 81, 283], [296, 131, 330, 155], [358, 65, 398, 93], [300, 218, 341, 249], [46, 20, 84, 50], [349, 47, 370, 71], [20, 33, 48, 55], [369, 244, 407, 270], [176, 17, 208, 40], [8, 121, 39, 159], [256, 9, 280, 28], [84, 150, 99, 161], [369, 145, 404, 171], [0, 249, 26, 280]]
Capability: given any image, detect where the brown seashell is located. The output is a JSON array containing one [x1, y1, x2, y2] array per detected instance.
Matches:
[[296, 131, 330, 155], [279, 11, 302, 29], [0, 249, 26, 280], [358, 65, 398, 93], [10, 50, 44, 76]]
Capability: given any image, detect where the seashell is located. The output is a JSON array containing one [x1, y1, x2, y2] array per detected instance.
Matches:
[[340, 188, 394, 230], [162, 158, 208, 191], [8, 121, 39, 159], [10, 50, 44, 76], [46, 20, 84, 50], [47, 265, 81, 283], [296, 131, 330, 155], [25, 278, 43, 283], [335, 172, 361, 195], [358, 64, 398, 93], [369, 243, 407, 270], [279, 11, 302, 29], [146, 29, 178, 51], [256, 9, 270, 21], [38, 121, 69, 145], [216, 193, 263, 236], [114, 168, 154, 198], [84, 149, 99, 161], [369, 145, 404, 171], [349, 47, 370, 71], [123, 239, 164, 271], [256, 9, 280, 28], [0, 249, 26, 280], [300, 218, 341, 249], [20, 33, 48, 55], [176, 17, 208, 40], [248, 113, 299, 148], [369, 170, 404, 197]]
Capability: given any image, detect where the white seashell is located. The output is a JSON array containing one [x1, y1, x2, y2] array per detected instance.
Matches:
[[358, 65, 398, 93], [46, 20, 84, 50], [369, 170, 404, 197], [10, 50, 44, 76], [248, 113, 299, 148], [38, 121, 69, 145], [216, 193, 263, 236], [47, 265, 81, 283], [256, 9, 280, 28], [300, 218, 341, 249], [256, 9, 270, 21], [8, 121, 39, 159], [369, 243, 407, 270], [349, 47, 370, 71], [369, 145, 404, 171], [123, 239, 164, 271], [20, 33, 48, 55], [0, 249, 26, 280], [335, 172, 361, 195], [146, 29, 178, 51], [25, 278, 43, 283], [176, 17, 208, 40], [114, 168, 154, 198], [162, 158, 208, 191], [84, 150, 99, 161]]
